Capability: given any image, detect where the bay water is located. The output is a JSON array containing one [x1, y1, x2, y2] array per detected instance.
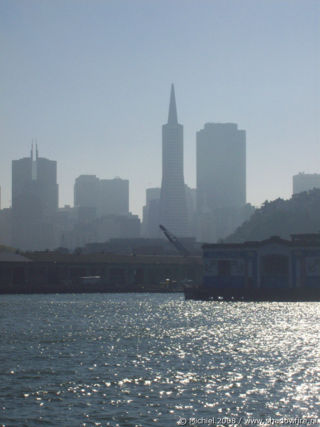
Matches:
[[1, 294, 319, 426]]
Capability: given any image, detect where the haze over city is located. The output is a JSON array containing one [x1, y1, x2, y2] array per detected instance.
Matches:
[[1, 0, 320, 217], [2, 2, 320, 426]]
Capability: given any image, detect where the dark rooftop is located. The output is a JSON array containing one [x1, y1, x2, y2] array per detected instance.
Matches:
[[0, 252, 33, 262]]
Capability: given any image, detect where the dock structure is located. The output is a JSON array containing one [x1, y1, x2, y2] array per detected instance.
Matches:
[[185, 234, 320, 301], [0, 252, 202, 294]]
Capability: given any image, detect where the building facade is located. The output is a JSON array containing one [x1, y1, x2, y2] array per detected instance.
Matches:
[[12, 147, 58, 250], [196, 123, 247, 242], [197, 234, 320, 300], [293, 173, 320, 195], [142, 188, 161, 238], [159, 85, 188, 237], [74, 175, 129, 221], [72, 175, 133, 248], [74, 175, 100, 210], [99, 178, 129, 217]]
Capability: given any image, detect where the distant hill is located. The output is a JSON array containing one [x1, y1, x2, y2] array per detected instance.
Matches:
[[225, 188, 320, 243]]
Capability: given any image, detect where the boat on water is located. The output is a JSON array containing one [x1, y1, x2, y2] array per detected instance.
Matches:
[[185, 233, 320, 301], [79, 275, 102, 285]]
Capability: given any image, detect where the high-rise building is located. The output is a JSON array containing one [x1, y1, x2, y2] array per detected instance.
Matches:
[[142, 187, 161, 238], [99, 178, 129, 217], [185, 185, 197, 237], [11, 146, 58, 250], [74, 175, 129, 221], [12, 154, 33, 210], [146, 188, 161, 205], [197, 123, 246, 212], [196, 123, 247, 242], [293, 173, 320, 195], [159, 84, 188, 236], [12, 146, 58, 216], [36, 153, 59, 217], [71, 175, 136, 248], [74, 175, 100, 222], [74, 175, 100, 208]]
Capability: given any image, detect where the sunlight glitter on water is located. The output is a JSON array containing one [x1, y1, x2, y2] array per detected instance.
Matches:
[[1, 294, 320, 426]]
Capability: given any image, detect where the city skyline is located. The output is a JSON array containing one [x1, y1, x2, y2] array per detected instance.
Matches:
[[1, 0, 320, 217]]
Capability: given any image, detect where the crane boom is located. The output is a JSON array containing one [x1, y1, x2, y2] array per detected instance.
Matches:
[[159, 224, 189, 257]]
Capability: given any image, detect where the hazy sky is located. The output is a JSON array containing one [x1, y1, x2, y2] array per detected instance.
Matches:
[[1, 0, 319, 217]]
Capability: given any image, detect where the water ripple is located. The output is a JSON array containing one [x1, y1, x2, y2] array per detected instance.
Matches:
[[1, 294, 320, 426]]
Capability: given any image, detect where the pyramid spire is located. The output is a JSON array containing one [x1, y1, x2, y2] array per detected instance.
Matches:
[[167, 83, 178, 125]]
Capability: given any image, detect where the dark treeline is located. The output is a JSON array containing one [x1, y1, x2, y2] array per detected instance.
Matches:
[[225, 188, 320, 243]]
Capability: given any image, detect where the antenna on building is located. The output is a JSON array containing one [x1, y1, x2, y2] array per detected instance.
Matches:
[[36, 141, 39, 159], [31, 140, 34, 160]]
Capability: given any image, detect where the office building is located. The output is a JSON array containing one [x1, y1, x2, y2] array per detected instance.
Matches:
[[293, 173, 320, 195], [11, 146, 58, 250], [74, 175, 129, 221], [197, 123, 246, 212], [196, 123, 247, 242], [74, 175, 100, 209], [74, 175, 100, 222], [185, 185, 197, 237], [142, 188, 161, 238], [99, 178, 129, 217]]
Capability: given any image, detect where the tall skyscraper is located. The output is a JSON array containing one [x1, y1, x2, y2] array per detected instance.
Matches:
[[36, 153, 59, 217], [12, 146, 58, 250], [159, 84, 188, 236], [197, 123, 246, 212], [196, 123, 247, 242]]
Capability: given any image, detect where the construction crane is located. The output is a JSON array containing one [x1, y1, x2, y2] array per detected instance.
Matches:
[[159, 224, 190, 257]]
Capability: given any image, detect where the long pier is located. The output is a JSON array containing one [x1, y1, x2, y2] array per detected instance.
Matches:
[[0, 252, 203, 294]]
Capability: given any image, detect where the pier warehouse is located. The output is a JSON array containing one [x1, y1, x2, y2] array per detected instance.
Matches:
[[0, 252, 202, 294], [198, 234, 320, 301]]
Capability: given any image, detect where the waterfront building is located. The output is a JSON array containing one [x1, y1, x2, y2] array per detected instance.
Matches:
[[293, 172, 320, 195], [197, 234, 320, 300], [159, 84, 188, 237], [0, 251, 202, 294]]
